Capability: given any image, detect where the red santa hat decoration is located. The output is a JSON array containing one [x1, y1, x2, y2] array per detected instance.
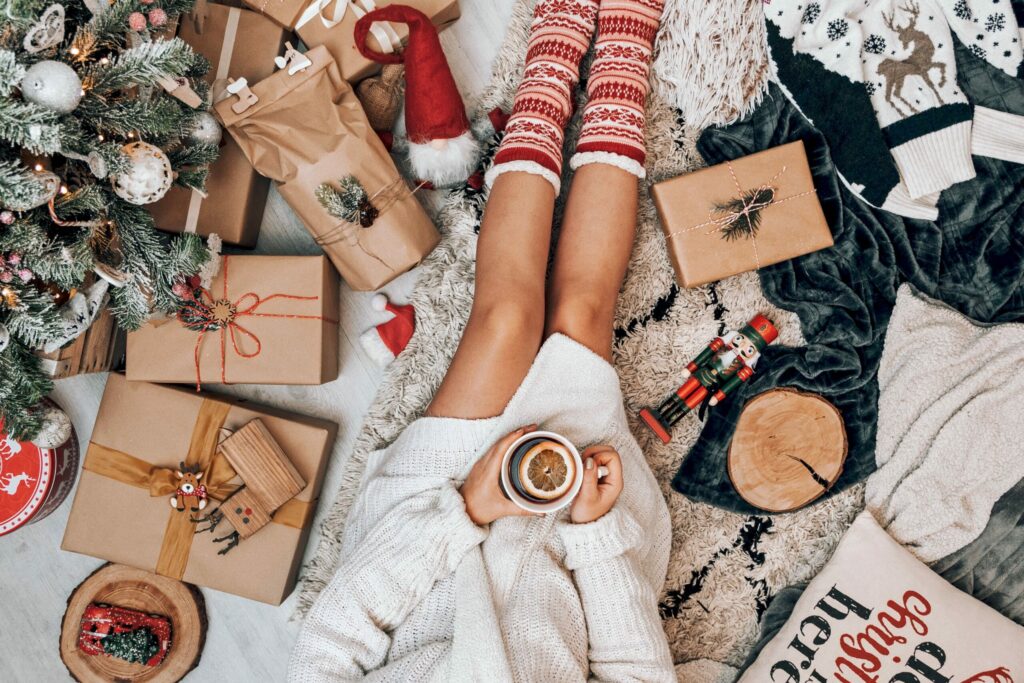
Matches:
[[354, 5, 479, 187], [361, 294, 415, 366]]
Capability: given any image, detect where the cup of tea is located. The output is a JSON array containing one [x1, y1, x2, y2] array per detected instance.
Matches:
[[499, 430, 608, 514]]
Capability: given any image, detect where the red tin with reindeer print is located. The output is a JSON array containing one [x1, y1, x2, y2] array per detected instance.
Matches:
[[0, 400, 80, 537]]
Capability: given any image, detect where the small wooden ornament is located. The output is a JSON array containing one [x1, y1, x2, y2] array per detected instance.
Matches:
[[192, 419, 305, 552], [728, 388, 847, 512], [60, 563, 206, 683]]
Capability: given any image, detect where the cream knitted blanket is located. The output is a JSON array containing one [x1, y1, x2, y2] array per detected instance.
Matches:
[[866, 285, 1024, 562]]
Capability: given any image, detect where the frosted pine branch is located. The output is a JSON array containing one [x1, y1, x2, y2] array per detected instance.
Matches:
[[0, 98, 62, 154], [83, 38, 198, 93], [0, 50, 26, 97]]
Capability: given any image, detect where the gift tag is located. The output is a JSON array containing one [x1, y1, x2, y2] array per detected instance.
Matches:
[[225, 78, 258, 114], [274, 42, 312, 76], [157, 75, 202, 108]]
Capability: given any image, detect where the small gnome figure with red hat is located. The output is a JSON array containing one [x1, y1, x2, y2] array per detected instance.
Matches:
[[361, 294, 416, 366], [640, 315, 779, 443], [354, 5, 478, 188]]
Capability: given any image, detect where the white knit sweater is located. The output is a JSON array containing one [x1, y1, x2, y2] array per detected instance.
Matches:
[[289, 334, 674, 682]]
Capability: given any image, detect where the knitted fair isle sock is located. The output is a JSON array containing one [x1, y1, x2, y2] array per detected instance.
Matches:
[[570, 0, 664, 178], [485, 0, 599, 194]]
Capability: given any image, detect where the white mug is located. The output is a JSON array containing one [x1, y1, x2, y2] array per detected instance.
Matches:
[[500, 430, 608, 514]]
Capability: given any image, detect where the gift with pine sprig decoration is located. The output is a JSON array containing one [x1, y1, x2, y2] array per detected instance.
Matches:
[[651, 141, 834, 288], [0, 0, 220, 440]]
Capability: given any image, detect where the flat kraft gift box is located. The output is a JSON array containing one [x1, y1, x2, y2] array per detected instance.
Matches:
[[243, 0, 459, 82], [215, 46, 439, 291], [651, 140, 833, 288], [125, 255, 339, 386], [61, 374, 337, 605], [149, 4, 288, 246]]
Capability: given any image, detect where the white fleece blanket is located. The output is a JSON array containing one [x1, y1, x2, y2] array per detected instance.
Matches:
[[866, 285, 1024, 562]]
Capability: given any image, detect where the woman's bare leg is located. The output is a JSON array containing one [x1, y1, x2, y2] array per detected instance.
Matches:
[[547, 0, 663, 358], [427, 174, 556, 418], [545, 164, 638, 360]]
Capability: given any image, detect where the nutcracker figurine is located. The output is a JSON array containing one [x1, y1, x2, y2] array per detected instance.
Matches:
[[640, 314, 778, 443]]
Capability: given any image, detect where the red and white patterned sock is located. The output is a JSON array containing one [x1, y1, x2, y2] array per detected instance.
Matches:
[[570, 0, 664, 178], [485, 0, 599, 194]]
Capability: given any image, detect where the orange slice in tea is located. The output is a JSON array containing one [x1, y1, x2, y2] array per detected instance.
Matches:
[[519, 440, 574, 501]]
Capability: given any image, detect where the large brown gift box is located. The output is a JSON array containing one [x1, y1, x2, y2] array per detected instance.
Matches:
[[215, 46, 439, 291], [149, 4, 288, 246], [125, 255, 339, 386], [61, 374, 337, 604], [36, 307, 126, 379], [651, 140, 834, 288], [243, 0, 459, 82]]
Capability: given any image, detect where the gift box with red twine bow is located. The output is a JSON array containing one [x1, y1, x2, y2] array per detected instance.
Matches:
[[126, 255, 339, 387]]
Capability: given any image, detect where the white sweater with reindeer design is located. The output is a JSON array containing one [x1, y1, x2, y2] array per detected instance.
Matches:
[[766, 0, 1024, 216]]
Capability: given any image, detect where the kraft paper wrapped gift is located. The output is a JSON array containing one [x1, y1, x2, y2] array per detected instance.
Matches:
[[149, 3, 288, 246], [651, 140, 834, 288], [242, 0, 459, 82], [61, 374, 337, 605], [125, 255, 339, 387], [215, 46, 439, 291]]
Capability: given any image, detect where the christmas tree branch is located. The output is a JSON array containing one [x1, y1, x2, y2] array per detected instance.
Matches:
[[82, 38, 199, 93], [0, 97, 62, 154], [0, 49, 26, 97]]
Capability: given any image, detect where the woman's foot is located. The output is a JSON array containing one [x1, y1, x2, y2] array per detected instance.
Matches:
[[485, 0, 600, 194], [570, 0, 665, 178]]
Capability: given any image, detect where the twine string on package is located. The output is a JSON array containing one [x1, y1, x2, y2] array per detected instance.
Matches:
[[665, 164, 817, 270], [176, 255, 327, 389]]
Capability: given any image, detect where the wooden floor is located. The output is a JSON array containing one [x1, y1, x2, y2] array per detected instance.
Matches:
[[0, 3, 515, 680]]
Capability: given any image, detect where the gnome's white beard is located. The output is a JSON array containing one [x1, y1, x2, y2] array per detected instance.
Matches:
[[407, 131, 479, 188]]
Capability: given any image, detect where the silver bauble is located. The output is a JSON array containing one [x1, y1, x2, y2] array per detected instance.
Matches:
[[21, 60, 83, 114], [111, 141, 173, 205], [31, 404, 73, 449], [188, 111, 222, 146], [0, 322, 9, 353]]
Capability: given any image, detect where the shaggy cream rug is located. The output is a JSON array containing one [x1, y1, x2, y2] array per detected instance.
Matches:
[[298, 0, 865, 675]]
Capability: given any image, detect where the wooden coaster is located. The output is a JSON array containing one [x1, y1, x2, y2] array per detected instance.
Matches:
[[728, 388, 847, 513], [60, 563, 206, 683]]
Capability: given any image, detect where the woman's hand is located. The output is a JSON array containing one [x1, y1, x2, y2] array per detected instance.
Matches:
[[570, 446, 624, 524], [460, 425, 538, 526]]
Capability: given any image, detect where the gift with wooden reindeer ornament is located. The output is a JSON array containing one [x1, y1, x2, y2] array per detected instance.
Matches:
[[240, 0, 460, 83], [124, 254, 339, 387], [215, 45, 439, 290], [651, 140, 834, 288], [149, 1, 289, 246], [61, 374, 337, 604]]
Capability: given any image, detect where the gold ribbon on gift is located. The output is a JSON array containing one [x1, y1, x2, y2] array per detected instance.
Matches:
[[81, 398, 313, 580], [664, 163, 817, 270]]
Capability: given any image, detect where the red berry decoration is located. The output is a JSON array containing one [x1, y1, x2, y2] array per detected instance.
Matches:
[[128, 11, 147, 31], [0, 211, 14, 225], [17, 268, 33, 282], [148, 8, 168, 27]]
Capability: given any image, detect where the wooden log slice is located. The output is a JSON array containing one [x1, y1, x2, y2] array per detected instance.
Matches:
[[728, 388, 847, 513], [60, 563, 206, 683]]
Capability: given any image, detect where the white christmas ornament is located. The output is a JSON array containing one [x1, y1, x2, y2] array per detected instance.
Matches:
[[111, 141, 173, 204], [31, 404, 72, 449], [0, 322, 9, 353], [188, 111, 222, 146], [23, 5, 65, 54], [21, 60, 83, 113]]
